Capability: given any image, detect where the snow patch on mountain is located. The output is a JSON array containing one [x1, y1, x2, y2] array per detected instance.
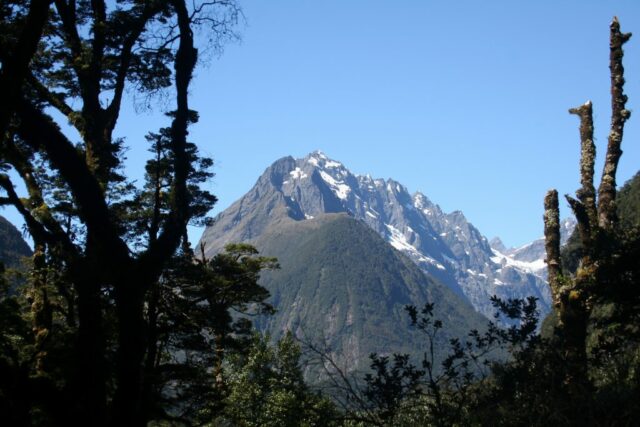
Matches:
[[385, 224, 446, 270], [490, 249, 547, 276], [324, 159, 343, 169], [386, 224, 419, 254], [490, 217, 576, 278], [289, 167, 308, 180], [319, 170, 350, 200]]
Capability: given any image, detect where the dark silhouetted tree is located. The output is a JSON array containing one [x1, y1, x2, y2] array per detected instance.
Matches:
[[0, 1, 240, 425]]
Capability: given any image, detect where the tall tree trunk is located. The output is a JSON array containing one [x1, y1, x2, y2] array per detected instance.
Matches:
[[544, 190, 562, 293], [111, 272, 146, 427], [74, 258, 108, 427], [141, 282, 161, 424], [597, 17, 631, 230]]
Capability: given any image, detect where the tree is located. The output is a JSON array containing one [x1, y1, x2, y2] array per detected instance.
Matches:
[[221, 333, 338, 427], [195, 243, 278, 386], [0, 261, 34, 426], [301, 298, 531, 426], [543, 17, 637, 392], [142, 243, 278, 424], [0, 1, 241, 425]]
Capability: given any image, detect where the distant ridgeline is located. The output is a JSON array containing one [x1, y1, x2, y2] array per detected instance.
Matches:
[[0, 215, 32, 269]]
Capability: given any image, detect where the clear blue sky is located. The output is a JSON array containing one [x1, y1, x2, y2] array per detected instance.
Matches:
[[4, 0, 640, 248]]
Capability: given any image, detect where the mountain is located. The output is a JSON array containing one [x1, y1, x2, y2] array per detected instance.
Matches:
[[250, 213, 487, 373], [490, 218, 576, 279], [0, 215, 31, 269], [200, 151, 551, 321]]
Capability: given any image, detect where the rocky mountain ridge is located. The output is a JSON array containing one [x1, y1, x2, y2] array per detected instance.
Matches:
[[489, 218, 576, 279], [199, 151, 555, 319]]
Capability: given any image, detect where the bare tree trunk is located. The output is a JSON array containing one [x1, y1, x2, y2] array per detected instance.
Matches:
[[74, 256, 108, 427], [544, 190, 562, 296], [597, 17, 631, 230], [569, 101, 597, 233], [111, 275, 146, 427], [544, 190, 589, 391], [141, 281, 161, 423]]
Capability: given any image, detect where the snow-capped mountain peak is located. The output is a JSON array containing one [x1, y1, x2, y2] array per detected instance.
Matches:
[[489, 217, 576, 278], [200, 152, 554, 320]]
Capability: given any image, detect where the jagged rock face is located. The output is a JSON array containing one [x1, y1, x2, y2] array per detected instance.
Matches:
[[489, 237, 507, 254], [200, 151, 553, 319], [490, 218, 577, 279]]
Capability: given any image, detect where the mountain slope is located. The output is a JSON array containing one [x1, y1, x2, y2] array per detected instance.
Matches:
[[0, 215, 31, 269], [251, 213, 487, 372], [200, 151, 551, 319]]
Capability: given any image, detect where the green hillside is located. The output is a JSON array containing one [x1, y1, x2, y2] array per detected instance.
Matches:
[[0, 215, 31, 269], [252, 213, 488, 375]]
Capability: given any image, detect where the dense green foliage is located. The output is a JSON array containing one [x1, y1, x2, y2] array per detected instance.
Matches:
[[220, 333, 337, 426], [139, 244, 278, 424]]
